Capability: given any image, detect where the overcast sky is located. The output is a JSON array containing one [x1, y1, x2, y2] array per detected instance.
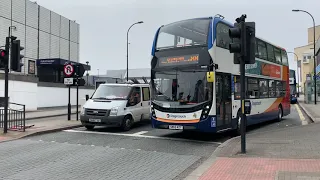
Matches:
[[36, 0, 319, 75]]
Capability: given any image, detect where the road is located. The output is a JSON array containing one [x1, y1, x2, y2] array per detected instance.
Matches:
[[0, 105, 309, 180]]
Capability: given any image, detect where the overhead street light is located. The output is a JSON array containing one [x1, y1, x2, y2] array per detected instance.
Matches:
[[126, 21, 144, 82], [292, 9, 317, 104]]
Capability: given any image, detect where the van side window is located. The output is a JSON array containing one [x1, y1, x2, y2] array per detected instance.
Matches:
[[142, 87, 150, 101], [128, 87, 141, 106]]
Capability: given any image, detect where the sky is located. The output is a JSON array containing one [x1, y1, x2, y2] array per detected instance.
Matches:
[[36, 0, 320, 75]]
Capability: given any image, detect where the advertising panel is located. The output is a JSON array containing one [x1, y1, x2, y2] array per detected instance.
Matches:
[[245, 60, 281, 78]]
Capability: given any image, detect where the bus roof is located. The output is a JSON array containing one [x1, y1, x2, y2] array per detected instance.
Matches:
[[159, 16, 287, 52]]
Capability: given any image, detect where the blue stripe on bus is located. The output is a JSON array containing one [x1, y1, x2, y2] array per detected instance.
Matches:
[[208, 19, 214, 49], [151, 27, 161, 56]]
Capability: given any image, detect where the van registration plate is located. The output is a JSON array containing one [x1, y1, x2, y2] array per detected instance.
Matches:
[[89, 119, 101, 122]]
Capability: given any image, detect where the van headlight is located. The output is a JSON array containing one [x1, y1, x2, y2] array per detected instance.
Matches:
[[80, 107, 85, 115], [110, 107, 119, 116]]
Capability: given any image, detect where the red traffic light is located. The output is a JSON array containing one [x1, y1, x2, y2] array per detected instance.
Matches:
[[0, 50, 6, 57]]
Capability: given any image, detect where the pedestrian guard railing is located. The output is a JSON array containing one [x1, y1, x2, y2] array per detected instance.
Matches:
[[0, 102, 26, 132]]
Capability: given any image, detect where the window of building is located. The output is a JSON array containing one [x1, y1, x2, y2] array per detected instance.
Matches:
[[216, 23, 232, 49], [269, 80, 276, 98], [247, 78, 259, 98], [274, 48, 282, 64], [267, 44, 275, 62], [257, 39, 268, 60], [259, 79, 268, 98]]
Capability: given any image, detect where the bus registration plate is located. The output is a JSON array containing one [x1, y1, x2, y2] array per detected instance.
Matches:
[[169, 125, 183, 130]]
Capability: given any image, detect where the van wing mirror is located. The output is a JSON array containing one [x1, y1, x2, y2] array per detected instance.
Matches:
[[85, 94, 89, 101]]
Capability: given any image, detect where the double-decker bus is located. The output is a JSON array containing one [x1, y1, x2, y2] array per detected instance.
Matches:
[[150, 16, 290, 134], [289, 69, 297, 103]]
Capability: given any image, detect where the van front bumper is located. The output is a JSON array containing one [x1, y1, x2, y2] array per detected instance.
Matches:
[[80, 115, 125, 127]]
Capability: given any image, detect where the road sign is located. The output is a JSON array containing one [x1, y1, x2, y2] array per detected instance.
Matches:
[[63, 64, 74, 77], [64, 78, 74, 85]]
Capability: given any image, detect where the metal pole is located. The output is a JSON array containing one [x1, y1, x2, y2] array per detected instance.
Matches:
[[288, 52, 300, 96], [126, 21, 144, 82], [68, 85, 71, 120], [4, 27, 12, 133], [240, 21, 246, 154], [313, 17, 317, 104], [76, 78, 79, 120], [126, 28, 129, 82]]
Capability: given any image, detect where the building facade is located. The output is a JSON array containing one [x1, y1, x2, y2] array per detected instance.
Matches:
[[0, 0, 80, 75], [294, 25, 320, 92]]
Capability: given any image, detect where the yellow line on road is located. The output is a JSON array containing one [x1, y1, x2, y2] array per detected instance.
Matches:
[[295, 104, 306, 122]]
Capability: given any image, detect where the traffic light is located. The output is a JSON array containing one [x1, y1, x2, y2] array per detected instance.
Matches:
[[0, 49, 8, 68], [229, 22, 246, 64], [10, 40, 24, 72], [229, 21, 256, 64], [244, 22, 256, 64]]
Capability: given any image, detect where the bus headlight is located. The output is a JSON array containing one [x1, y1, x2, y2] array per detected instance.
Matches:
[[200, 105, 211, 120], [110, 107, 119, 116]]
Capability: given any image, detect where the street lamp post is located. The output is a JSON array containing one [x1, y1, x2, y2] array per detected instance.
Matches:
[[292, 9, 317, 104], [126, 21, 144, 82], [288, 52, 300, 96], [85, 61, 89, 86]]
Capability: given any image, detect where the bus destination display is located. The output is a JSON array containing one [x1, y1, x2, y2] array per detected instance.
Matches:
[[159, 54, 199, 66]]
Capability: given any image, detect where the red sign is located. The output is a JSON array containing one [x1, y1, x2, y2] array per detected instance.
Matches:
[[63, 64, 74, 77]]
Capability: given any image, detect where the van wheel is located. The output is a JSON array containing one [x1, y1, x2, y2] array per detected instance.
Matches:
[[121, 115, 133, 131], [85, 125, 95, 130], [277, 105, 283, 122]]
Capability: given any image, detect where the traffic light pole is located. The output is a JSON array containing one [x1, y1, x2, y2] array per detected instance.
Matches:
[[240, 20, 247, 154], [240, 55, 246, 154], [3, 36, 10, 133], [76, 78, 79, 121]]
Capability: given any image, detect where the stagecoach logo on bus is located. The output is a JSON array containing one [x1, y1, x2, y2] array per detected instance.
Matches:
[[166, 114, 187, 119]]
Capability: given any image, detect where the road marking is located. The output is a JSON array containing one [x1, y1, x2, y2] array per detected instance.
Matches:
[[295, 104, 306, 124], [132, 131, 148, 135], [63, 129, 222, 145]]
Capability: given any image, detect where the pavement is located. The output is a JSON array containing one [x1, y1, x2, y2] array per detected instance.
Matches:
[[0, 115, 81, 143], [0, 106, 82, 143], [186, 99, 320, 180], [297, 95, 320, 122]]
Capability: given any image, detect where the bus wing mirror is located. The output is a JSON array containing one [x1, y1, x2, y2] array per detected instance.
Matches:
[[85, 94, 89, 101], [207, 71, 214, 83]]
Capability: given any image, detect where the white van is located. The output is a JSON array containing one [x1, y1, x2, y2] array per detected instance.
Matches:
[[80, 83, 151, 131]]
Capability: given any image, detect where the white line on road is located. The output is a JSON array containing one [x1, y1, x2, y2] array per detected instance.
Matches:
[[132, 131, 149, 135], [63, 129, 222, 145]]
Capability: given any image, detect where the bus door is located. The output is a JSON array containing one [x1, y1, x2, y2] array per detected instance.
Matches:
[[215, 73, 232, 131]]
